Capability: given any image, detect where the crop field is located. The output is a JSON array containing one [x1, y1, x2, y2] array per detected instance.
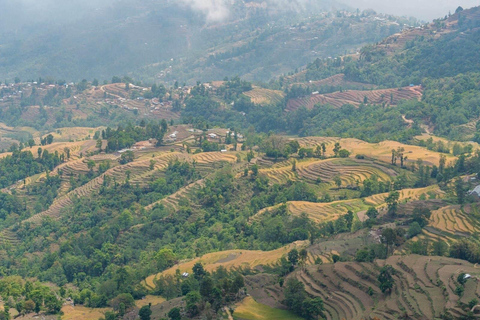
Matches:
[[289, 73, 377, 90], [298, 158, 395, 185], [191, 151, 238, 164], [61, 306, 112, 320], [428, 205, 477, 235], [286, 86, 423, 111], [243, 87, 285, 105], [233, 296, 303, 320], [144, 241, 308, 288], [364, 185, 445, 207], [259, 157, 395, 186], [145, 179, 205, 212], [44, 126, 103, 142], [296, 137, 456, 166], [283, 255, 480, 320], [135, 295, 166, 308], [252, 199, 366, 224]]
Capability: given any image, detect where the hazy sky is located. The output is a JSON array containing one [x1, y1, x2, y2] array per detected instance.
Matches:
[[178, 0, 479, 22], [1, 0, 479, 28], [339, 0, 479, 21]]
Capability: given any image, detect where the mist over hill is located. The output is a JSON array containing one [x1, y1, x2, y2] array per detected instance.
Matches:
[[0, 0, 415, 84]]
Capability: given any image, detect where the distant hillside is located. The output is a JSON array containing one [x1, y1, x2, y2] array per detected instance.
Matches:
[[0, 0, 415, 84]]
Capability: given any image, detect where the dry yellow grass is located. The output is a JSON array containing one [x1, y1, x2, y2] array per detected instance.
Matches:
[[429, 205, 475, 234], [41, 127, 104, 143], [61, 305, 112, 320], [243, 87, 285, 105], [415, 134, 480, 151], [233, 296, 303, 320], [296, 137, 457, 166], [364, 185, 445, 207], [251, 199, 365, 224], [135, 295, 166, 308], [287, 200, 365, 223], [23, 140, 98, 159], [191, 151, 238, 164], [145, 241, 308, 288]]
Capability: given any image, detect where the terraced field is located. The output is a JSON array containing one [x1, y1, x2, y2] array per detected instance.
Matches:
[[233, 296, 303, 320], [243, 87, 285, 105], [144, 241, 308, 288], [259, 157, 395, 187], [364, 185, 445, 207], [45, 127, 103, 142], [286, 86, 423, 111], [296, 137, 456, 166], [428, 205, 477, 235], [145, 179, 205, 212], [298, 158, 395, 186], [252, 199, 366, 224], [289, 74, 377, 90], [287, 255, 480, 320]]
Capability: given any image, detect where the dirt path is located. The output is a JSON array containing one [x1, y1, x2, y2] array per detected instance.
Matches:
[[402, 114, 414, 125], [224, 306, 234, 320]]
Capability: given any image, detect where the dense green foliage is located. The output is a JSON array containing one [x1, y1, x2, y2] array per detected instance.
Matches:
[[104, 121, 167, 152], [0, 150, 62, 188]]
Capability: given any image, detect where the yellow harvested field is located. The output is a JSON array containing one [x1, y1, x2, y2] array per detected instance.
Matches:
[[145, 241, 308, 288], [44, 126, 104, 142], [243, 87, 285, 105], [191, 151, 238, 164], [429, 205, 476, 234], [260, 157, 394, 186], [296, 137, 457, 166], [252, 199, 365, 224], [415, 134, 480, 150], [233, 296, 303, 320], [62, 305, 112, 320], [288, 200, 365, 223], [364, 185, 445, 207], [136, 295, 166, 308]]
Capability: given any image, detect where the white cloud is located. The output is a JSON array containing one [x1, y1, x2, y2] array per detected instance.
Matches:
[[179, 0, 231, 23]]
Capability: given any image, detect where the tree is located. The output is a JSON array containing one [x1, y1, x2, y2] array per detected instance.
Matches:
[[119, 151, 134, 164], [168, 307, 181, 320], [288, 249, 299, 266], [284, 278, 306, 314], [24, 300, 35, 314], [44, 294, 62, 314], [366, 207, 378, 220], [333, 175, 342, 188], [155, 248, 177, 271], [378, 265, 395, 294], [407, 222, 422, 238], [338, 149, 350, 158], [292, 160, 297, 172], [87, 160, 96, 171], [431, 240, 448, 256], [381, 228, 397, 256], [193, 262, 207, 280], [139, 304, 152, 320], [302, 297, 324, 320], [455, 178, 465, 205], [246, 150, 254, 163], [333, 142, 341, 157], [46, 134, 54, 145], [96, 139, 102, 150], [385, 191, 399, 217]]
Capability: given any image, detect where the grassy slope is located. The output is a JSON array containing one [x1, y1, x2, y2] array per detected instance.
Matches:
[[233, 296, 304, 320]]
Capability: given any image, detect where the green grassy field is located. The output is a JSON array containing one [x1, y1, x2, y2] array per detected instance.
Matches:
[[233, 297, 304, 320]]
